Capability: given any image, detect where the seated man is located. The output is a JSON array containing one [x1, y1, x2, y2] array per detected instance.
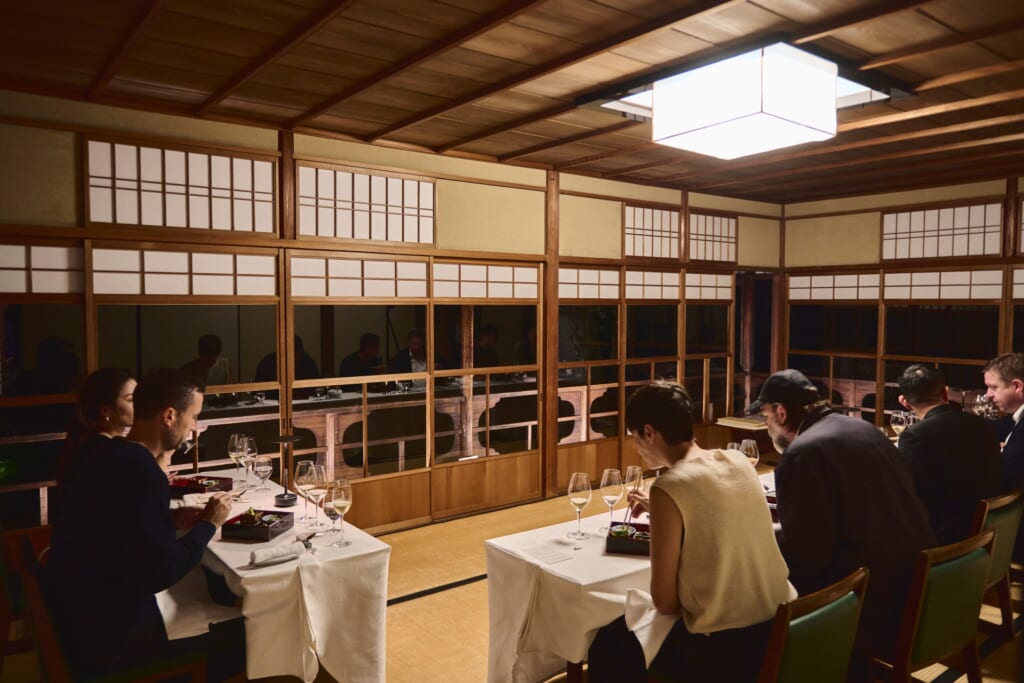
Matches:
[[897, 364, 1001, 544], [339, 333, 382, 377], [984, 352, 1024, 490], [391, 328, 427, 373], [752, 369, 935, 668], [180, 333, 230, 386], [45, 369, 242, 679]]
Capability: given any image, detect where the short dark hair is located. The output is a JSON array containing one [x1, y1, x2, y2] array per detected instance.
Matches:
[[197, 334, 222, 356], [408, 328, 425, 341], [359, 333, 380, 350], [78, 367, 134, 424], [624, 382, 695, 446], [984, 353, 1024, 385], [133, 369, 203, 420], [899, 364, 945, 406]]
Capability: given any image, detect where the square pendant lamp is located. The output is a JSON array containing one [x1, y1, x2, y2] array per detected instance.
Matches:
[[652, 43, 838, 160]]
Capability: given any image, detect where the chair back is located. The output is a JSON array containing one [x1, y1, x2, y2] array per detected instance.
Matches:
[[896, 530, 994, 669], [18, 537, 73, 683], [758, 567, 869, 683], [970, 490, 1024, 588]]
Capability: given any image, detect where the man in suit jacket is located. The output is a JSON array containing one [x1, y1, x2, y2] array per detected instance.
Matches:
[[46, 369, 240, 678], [984, 352, 1024, 491], [750, 370, 935, 665], [896, 364, 1001, 545]]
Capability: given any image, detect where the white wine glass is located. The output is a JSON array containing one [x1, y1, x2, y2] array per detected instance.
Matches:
[[252, 455, 273, 492], [598, 469, 623, 533], [240, 435, 257, 485], [329, 481, 353, 548], [624, 465, 644, 523], [740, 439, 760, 468], [227, 433, 247, 483], [294, 460, 315, 522], [323, 481, 342, 534], [305, 464, 330, 531], [567, 472, 591, 542], [889, 411, 907, 437]]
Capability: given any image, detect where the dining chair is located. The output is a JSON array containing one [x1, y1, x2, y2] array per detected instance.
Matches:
[[0, 523, 49, 677], [871, 530, 995, 683], [969, 489, 1024, 642], [757, 567, 869, 683]]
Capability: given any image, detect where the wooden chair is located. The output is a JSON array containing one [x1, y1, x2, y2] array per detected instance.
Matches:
[[970, 490, 1024, 642], [871, 530, 995, 683], [0, 524, 50, 677], [758, 567, 869, 683]]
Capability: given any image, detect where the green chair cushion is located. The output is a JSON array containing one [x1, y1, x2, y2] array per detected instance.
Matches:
[[910, 548, 990, 667], [775, 591, 861, 683], [984, 503, 1024, 585]]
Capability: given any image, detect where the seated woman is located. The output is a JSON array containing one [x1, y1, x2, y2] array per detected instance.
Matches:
[[588, 382, 795, 683]]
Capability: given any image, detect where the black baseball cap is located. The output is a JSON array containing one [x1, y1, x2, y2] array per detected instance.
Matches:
[[746, 369, 820, 415]]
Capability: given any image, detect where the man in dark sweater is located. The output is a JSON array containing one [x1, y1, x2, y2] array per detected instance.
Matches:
[[897, 364, 1001, 544], [45, 369, 239, 678], [750, 370, 935, 664]]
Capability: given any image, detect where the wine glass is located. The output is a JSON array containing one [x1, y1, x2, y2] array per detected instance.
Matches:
[[740, 439, 760, 468], [240, 436, 258, 485], [598, 469, 623, 533], [726, 442, 741, 452], [227, 433, 248, 483], [889, 411, 907, 437], [305, 464, 330, 531], [329, 480, 353, 548], [972, 394, 990, 417], [624, 465, 644, 523], [567, 472, 591, 542], [252, 455, 273, 492], [294, 460, 315, 522]]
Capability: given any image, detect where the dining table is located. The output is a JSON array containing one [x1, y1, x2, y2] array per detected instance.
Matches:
[[160, 470, 391, 683]]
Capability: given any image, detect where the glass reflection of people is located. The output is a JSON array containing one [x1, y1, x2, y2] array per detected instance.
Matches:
[[180, 334, 231, 386], [514, 324, 537, 366], [254, 335, 320, 382], [339, 333, 382, 377], [391, 329, 427, 373], [474, 324, 500, 367], [12, 336, 80, 395]]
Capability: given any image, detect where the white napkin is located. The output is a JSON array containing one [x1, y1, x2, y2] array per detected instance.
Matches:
[[623, 588, 678, 667], [250, 541, 305, 567]]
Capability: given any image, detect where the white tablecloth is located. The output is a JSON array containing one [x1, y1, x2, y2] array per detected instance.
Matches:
[[485, 512, 651, 683], [166, 472, 390, 683]]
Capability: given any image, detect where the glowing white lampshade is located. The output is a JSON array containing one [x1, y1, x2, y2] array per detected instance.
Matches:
[[652, 43, 838, 160]]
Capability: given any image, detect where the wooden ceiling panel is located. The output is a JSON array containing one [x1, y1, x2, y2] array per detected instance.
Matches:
[[211, 97, 310, 121], [919, 0, 1024, 30], [309, 18, 433, 62], [340, 0, 489, 41], [276, 43, 389, 80], [300, 113, 382, 137], [0, 59, 96, 91], [128, 39, 248, 80], [459, 23, 588, 66], [414, 46, 534, 83], [609, 27, 714, 64], [516, 53, 653, 100], [974, 32, 1024, 60], [165, 0, 313, 37], [145, 10, 275, 59], [823, 9, 954, 54], [678, 2, 790, 44], [507, 0, 641, 40], [893, 44, 1007, 79]]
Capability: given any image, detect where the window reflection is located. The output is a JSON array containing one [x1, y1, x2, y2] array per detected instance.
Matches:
[[558, 305, 617, 362], [789, 305, 878, 353], [626, 304, 678, 358], [686, 304, 729, 354], [1, 304, 84, 397], [885, 304, 997, 359], [434, 305, 537, 369]]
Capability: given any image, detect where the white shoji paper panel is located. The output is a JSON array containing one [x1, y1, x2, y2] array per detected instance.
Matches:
[[88, 140, 274, 232], [884, 270, 1003, 300], [1013, 269, 1024, 299], [558, 267, 620, 299], [0, 245, 85, 294], [684, 273, 732, 301], [688, 213, 737, 263], [92, 248, 275, 295], [290, 256, 429, 299], [297, 165, 434, 244], [882, 202, 1001, 260], [788, 273, 879, 301], [624, 205, 679, 259], [625, 270, 680, 300], [432, 262, 539, 300]]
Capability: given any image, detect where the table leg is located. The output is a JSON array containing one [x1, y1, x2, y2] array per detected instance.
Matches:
[[567, 660, 584, 683]]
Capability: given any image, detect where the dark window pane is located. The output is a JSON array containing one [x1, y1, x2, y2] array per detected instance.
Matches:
[[98, 305, 278, 384], [937, 363, 986, 393], [558, 305, 617, 361], [434, 305, 536, 370], [789, 305, 877, 353], [683, 359, 704, 422], [626, 305, 678, 358], [686, 304, 729, 354], [0, 403, 74, 437], [1, 304, 84, 396], [885, 304, 998, 359]]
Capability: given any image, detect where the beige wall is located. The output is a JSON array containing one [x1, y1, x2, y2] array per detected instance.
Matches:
[[0, 123, 77, 226], [785, 180, 1005, 217], [786, 212, 880, 267], [689, 191, 781, 218], [558, 194, 621, 259], [296, 134, 545, 188], [737, 217, 780, 268], [436, 180, 544, 254], [0, 90, 277, 151], [559, 173, 680, 205]]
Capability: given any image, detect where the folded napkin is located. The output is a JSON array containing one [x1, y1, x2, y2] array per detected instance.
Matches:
[[623, 589, 679, 667], [251, 541, 305, 567]]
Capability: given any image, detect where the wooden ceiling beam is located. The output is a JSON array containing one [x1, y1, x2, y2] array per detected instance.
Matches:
[[840, 87, 1024, 132], [914, 58, 1024, 92], [435, 103, 576, 152], [859, 16, 1024, 71], [366, 0, 745, 142], [497, 120, 642, 162], [790, 0, 934, 44], [291, 0, 545, 127], [557, 142, 658, 171], [196, 0, 358, 116], [601, 156, 678, 178], [86, 0, 168, 99]]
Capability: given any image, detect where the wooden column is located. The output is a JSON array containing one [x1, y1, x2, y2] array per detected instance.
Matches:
[[771, 208, 787, 372], [279, 130, 295, 241], [543, 170, 560, 496], [1000, 176, 1019, 353]]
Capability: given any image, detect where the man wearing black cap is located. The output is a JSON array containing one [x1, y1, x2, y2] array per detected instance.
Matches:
[[750, 369, 934, 669]]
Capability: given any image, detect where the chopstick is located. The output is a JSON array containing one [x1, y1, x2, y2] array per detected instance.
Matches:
[[624, 476, 642, 526]]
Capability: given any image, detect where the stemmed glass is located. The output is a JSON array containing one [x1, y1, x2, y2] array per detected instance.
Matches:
[[567, 472, 591, 542], [889, 412, 908, 437], [740, 439, 760, 467], [252, 455, 273, 492], [239, 436, 257, 485], [624, 465, 644, 523], [598, 469, 623, 533], [227, 433, 248, 483], [328, 481, 353, 548], [305, 464, 330, 531], [294, 460, 315, 522]]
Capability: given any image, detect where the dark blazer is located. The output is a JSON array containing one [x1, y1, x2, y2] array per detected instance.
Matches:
[[994, 414, 1024, 492], [775, 406, 935, 655], [45, 437, 216, 676], [897, 404, 1001, 545]]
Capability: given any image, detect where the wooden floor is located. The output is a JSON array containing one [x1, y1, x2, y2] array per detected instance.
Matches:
[[3, 490, 1022, 682]]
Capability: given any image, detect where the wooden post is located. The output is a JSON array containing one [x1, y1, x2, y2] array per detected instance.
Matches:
[[543, 170, 560, 496]]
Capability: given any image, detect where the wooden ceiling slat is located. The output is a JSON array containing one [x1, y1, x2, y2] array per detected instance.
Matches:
[[859, 16, 1024, 71], [790, 0, 934, 45], [436, 102, 576, 152], [195, 0, 358, 116], [841, 87, 1024, 132], [497, 119, 641, 162], [556, 142, 656, 171], [915, 58, 1024, 91], [87, 0, 169, 99], [365, 0, 746, 142]]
